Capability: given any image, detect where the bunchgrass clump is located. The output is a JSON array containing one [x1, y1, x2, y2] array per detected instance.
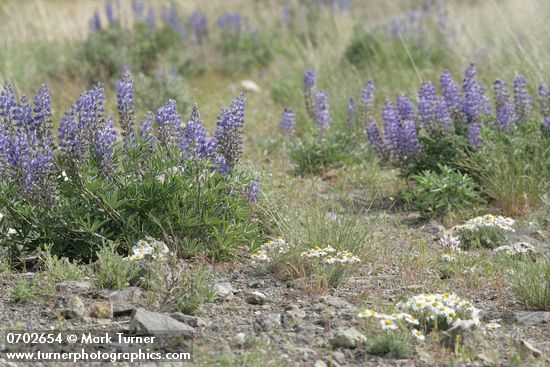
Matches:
[[461, 125, 550, 216], [257, 196, 377, 291], [506, 255, 550, 311], [365, 330, 414, 358], [10, 279, 37, 303], [94, 244, 140, 290], [40, 247, 87, 283], [148, 263, 215, 316], [288, 131, 363, 176]]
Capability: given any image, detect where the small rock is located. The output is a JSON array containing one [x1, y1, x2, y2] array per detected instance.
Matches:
[[323, 296, 352, 309], [515, 311, 550, 326], [129, 308, 195, 337], [332, 351, 346, 365], [422, 220, 446, 236], [240, 80, 261, 93], [517, 339, 543, 358], [329, 327, 367, 349], [442, 320, 480, 347], [234, 332, 247, 347], [535, 243, 550, 253], [214, 282, 233, 299], [60, 296, 85, 319], [295, 347, 316, 359], [477, 353, 495, 366], [314, 360, 327, 367], [256, 313, 281, 333], [89, 301, 113, 319], [285, 305, 306, 321], [55, 280, 93, 294], [169, 313, 208, 328], [109, 287, 142, 316], [245, 291, 267, 305], [402, 212, 422, 223], [109, 287, 142, 303], [112, 301, 135, 317], [248, 280, 264, 288]]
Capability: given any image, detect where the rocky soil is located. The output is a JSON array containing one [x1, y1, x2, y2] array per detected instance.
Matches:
[[1, 212, 549, 366]]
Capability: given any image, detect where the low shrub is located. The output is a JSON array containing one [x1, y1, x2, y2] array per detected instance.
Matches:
[[10, 279, 37, 303], [0, 73, 260, 262], [94, 243, 141, 290], [403, 165, 483, 219], [40, 246, 87, 283]]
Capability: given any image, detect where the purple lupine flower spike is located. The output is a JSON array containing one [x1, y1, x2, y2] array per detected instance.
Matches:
[[131, 0, 145, 19], [494, 79, 516, 133], [360, 80, 375, 127], [189, 10, 208, 44], [462, 63, 491, 124], [314, 90, 331, 135], [382, 100, 400, 161], [398, 119, 421, 163], [304, 68, 317, 120], [139, 111, 156, 152], [513, 75, 531, 123], [32, 85, 53, 147], [396, 95, 415, 122], [440, 69, 462, 121], [117, 71, 136, 147], [366, 121, 386, 159], [105, 1, 115, 25], [95, 117, 117, 172], [539, 84, 550, 131], [90, 11, 102, 32], [214, 93, 246, 172], [155, 99, 181, 148], [181, 104, 215, 160], [280, 107, 296, 136], [246, 178, 260, 203], [418, 82, 438, 132], [434, 97, 452, 133], [0, 84, 16, 180], [146, 7, 156, 29], [466, 122, 483, 150], [59, 105, 82, 165], [347, 97, 356, 130]]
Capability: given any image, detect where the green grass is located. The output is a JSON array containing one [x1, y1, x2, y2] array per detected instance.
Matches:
[[94, 243, 140, 290], [505, 255, 550, 310], [10, 279, 38, 303]]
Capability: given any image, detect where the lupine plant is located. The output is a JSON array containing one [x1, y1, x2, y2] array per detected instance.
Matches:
[[86, 1, 272, 78], [0, 73, 260, 261], [286, 68, 364, 175], [365, 63, 546, 177]]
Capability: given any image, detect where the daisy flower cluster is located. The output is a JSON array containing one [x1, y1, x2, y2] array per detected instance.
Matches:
[[357, 309, 425, 341], [251, 238, 289, 266], [395, 293, 481, 332], [493, 242, 535, 255], [449, 214, 516, 249], [300, 245, 361, 265], [127, 238, 170, 261], [456, 214, 515, 232]]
